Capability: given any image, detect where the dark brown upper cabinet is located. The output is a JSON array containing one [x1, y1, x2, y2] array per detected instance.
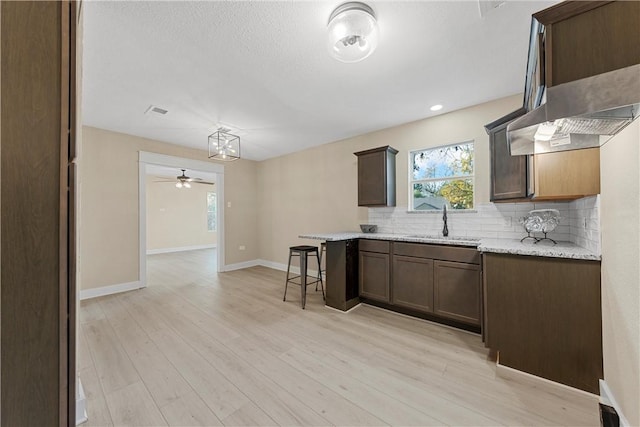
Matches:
[[485, 109, 530, 201], [534, 1, 640, 87], [354, 146, 398, 207]]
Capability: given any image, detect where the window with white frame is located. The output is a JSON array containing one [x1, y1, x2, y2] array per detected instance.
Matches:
[[410, 141, 474, 211], [207, 192, 217, 232]]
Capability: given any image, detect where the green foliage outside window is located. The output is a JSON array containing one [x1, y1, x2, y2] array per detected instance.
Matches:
[[207, 192, 216, 231], [410, 142, 474, 210]]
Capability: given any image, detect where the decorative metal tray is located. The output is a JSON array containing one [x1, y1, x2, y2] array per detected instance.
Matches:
[[519, 209, 561, 244]]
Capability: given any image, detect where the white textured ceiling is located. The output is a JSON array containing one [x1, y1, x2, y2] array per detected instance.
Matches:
[[82, 0, 558, 161]]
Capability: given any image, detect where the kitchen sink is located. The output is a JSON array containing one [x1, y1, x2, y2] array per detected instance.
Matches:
[[405, 235, 481, 242]]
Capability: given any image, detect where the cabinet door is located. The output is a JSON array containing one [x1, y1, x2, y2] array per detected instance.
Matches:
[[534, 147, 600, 198], [357, 150, 387, 206], [392, 255, 434, 313], [490, 124, 528, 201], [433, 261, 481, 325], [484, 253, 602, 394], [359, 251, 390, 302]]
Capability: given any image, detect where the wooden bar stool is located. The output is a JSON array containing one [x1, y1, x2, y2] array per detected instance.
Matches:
[[283, 245, 324, 309]]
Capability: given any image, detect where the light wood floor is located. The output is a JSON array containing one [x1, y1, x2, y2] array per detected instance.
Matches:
[[79, 249, 599, 426]]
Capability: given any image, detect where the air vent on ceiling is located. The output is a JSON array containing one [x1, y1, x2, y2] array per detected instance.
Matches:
[[478, 0, 505, 18], [144, 105, 168, 115]]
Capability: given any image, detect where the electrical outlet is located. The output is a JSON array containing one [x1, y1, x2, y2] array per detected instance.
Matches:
[[239, 245, 246, 251], [227, 202, 232, 208]]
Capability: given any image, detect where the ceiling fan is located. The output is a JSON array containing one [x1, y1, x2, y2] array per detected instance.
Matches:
[[154, 169, 214, 188]]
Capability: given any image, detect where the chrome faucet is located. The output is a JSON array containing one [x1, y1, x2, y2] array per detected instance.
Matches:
[[442, 205, 449, 237]]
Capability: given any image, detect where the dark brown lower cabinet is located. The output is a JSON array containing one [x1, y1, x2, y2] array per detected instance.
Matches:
[[350, 240, 481, 331], [433, 261, 481, 325], [359, 251, 390, 302], [392, 255, 434, 312], [484, 253, 602, 394]]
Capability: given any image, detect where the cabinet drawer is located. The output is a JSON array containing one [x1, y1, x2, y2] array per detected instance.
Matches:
[[359, 239, 390, 254], [393, 242, 479, 264]]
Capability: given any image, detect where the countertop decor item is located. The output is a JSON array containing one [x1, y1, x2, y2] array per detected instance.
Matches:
[[519, 208, 561, 244], [359, 224, 377, 233]]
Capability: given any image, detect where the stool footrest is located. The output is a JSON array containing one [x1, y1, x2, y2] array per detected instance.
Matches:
[[286, 276, 322, 287]]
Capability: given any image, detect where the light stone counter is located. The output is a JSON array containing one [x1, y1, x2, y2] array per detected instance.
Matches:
[[299, 233, 601, 261], [477, 238, 600, 261], [299, 232, 481, 247]]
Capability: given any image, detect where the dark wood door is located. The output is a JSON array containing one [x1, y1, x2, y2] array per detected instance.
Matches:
[[433, 261, 481, 325], [490, 124, 528, 201], [392, 255, 434, 313], [359, 251, 390, 302], [1, 1, 76, 424]]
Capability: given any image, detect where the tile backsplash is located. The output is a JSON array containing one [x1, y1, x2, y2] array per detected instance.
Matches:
[[367, 195, 600, 254]]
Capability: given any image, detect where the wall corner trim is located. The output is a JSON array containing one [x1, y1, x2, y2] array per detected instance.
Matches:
[[79, 281, 144, 301], [600, 380, 631, 427]]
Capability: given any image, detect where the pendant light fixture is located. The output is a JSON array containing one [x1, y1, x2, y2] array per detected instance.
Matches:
[[327, 2, 378, 63], [208, 128, 240, 161]]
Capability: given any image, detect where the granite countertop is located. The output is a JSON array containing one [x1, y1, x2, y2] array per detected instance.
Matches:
[[477, 238, 600, 261], [299, 232, 481, 247], [299, 232, 601, 261]]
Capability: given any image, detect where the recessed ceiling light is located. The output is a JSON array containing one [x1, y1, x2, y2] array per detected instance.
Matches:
[[430, 104, 443, 112]]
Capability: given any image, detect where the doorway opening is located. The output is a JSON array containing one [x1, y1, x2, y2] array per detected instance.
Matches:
[[138, 151, 225, 288]]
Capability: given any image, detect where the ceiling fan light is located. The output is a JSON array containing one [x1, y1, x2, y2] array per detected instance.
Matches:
[[176, 182, 183, 188], [183, 182, 191, 188], [327, 2, 378, 63]]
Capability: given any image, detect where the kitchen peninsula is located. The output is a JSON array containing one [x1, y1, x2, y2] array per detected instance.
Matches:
[[301, 232, 602, 393]]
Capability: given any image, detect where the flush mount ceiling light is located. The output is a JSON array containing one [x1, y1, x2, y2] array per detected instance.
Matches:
[[327, 2, 378, 63], [208, 128, 240, 161], [430, 104, 444, 112]]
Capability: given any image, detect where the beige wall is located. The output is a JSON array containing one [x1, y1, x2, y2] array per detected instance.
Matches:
[[600, 120, 640, 426], [79, 126, 258, 290], [146, 176, 216, 251], [257, 95, 521, 266]]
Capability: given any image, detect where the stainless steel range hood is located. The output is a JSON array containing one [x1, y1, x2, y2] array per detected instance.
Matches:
[[508, 64, 640, 155]]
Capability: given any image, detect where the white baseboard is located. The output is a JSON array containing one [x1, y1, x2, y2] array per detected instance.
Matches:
[[600, 379, 631, 427], [224, 259, 320, 277], [76, 378, 87, 425], [80, 281, 144, 300], [495, 360, 599, 400], [223, 259, 261, 271], [146, 244, 216, 255], [256, 259, 288, 272], [256, 259, 320, 276]]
